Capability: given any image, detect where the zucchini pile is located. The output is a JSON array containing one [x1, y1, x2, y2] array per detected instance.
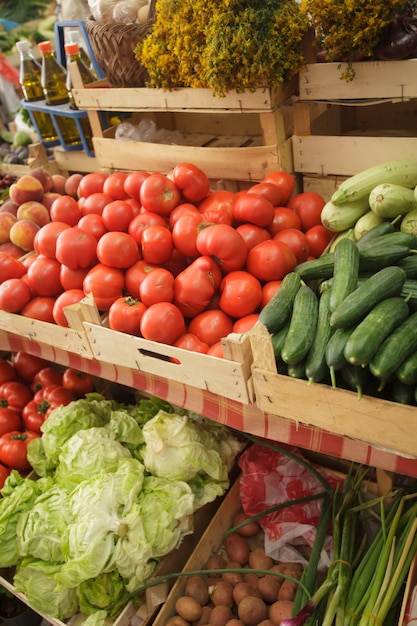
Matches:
[[259, 169, 417, 407]]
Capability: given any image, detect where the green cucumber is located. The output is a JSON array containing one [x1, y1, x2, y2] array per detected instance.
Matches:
[[340, 363, 370, 400], [305, 288, 333, 384], [330, 266, 407, 330], [271, 322, 290, 360], [390, 379, 416, 406], [343, 297, 409, 367], [396, 349, 417, 385], [355, 220, 395, 249], [358, 231, 417, 252], [398, 255, 417, 278], [329, 237, 360, 313], [287, 361, 307, 380], [370, 311, 417, 380], [294, 253, 334, 282], [281, 285, 319, 366], [325, 326, 355, 387], [258, 272, 301, 333]]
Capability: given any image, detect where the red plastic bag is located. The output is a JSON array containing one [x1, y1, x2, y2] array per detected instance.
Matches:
[[238, 443, 342, 569]]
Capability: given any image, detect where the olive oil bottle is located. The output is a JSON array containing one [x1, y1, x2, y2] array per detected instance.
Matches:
[[16, 40, 58, 143], [64, 41, 95, 152], [37, 40, 81, 146], [68, 30, 97, 77]]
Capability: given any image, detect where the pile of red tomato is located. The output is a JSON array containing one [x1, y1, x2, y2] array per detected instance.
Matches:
[[0, 351, 94, 485], [0, 163, 331, 357]]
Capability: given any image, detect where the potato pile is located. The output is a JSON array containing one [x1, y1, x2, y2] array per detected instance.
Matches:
[[165, 511, 304, 626]]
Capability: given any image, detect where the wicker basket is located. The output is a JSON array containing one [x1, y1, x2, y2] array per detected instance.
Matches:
[[85, 1, 156, 88]]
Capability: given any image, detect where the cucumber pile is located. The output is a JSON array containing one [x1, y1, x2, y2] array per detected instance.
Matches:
[[258, 223, 417, 406]]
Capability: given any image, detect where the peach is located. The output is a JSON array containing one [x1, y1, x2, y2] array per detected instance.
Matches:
[[51, 174, 67, 195], [28, 167, 53, 193], [17, 201, 50, 227], [9, 175, 44, 206], [41, 192, 63, 211], [9, 219, 40, 252], [65, 173, 83, 198], [0, 200, 19, 216], [0, 212, 17, 244], [0, 241, 26, 258]]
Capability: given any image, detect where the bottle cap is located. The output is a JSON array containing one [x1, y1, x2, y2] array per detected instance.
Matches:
[[64, 42, 79, 56], [16, 40, 31, 54], [38, 41, 53, 54]]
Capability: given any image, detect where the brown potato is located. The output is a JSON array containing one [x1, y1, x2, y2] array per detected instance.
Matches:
[[277, 580, 298, 602], [233, 512, 261, 538], [186, 575, 210, 606], [193, 605, 213, 626], [176, 597, 203, 623], [166, 616, 190, 626], [233, 581, 262, 606], [244, 573, 259, 589], [209, 605, 233, 626], [248, 547, 274, 571], [210, 580, 234, 608], [206, 554, 227, 577], [269, 600, 294, 625], [224, 533, 250, 565], [257, 620, 275, 626], [222, 561, 244, 586], [237, 596, 268, 626], [225, 620, 245, 626], [257, 574, 281, 604]]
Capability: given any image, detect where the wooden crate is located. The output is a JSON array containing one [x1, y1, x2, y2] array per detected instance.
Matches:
[[71, 76, 297, 182], [249, 322, 417, 460], [292, 98, 417, 177], [302, 174, 349, 201], [0, 142, 60, 177], [52, 145, 103, 175]]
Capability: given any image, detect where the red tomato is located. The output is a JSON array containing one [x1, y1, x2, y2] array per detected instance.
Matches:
[[246, 239, 297, 282], [49, 195, 82, 226], [268, 207, 302, 237], [188, 309, 234, 347], [125, 197, 142, 217], [198, 191, 235, 225], [236, 223, 270, 251], [0, 381, 33, 414], [261, 281, 282, 307], [173, 255, 222, 318], [247, 182, 283, 207], [33, 383, 75, 408], [0, 253, 26, 282], [169, 203, 201, 228], [108, 296, 147, 335], [0, 407, 23, 436], [207, 342, 223, 358], [171, 162, 210, 203], [83, 263, 125, 311], [21, 296, 55, 322], [21, 403, 46, 433], [233, 192, 275, 228], [0, 462, 10, 489], [0, 278, 31, 313], [0, 430, 40, 470], [196, 224, 247, 273], [305, 224, 334, 258], [128, 211, 167, 245], [60, 265, 90, 291], [102, 171, 129, 200], [77, 172, 109, 198], [79, 192, 113, 217], [274, 228, 310, 264], [55, 226, 98, 270], [141, 225, 174, 265], [161, 248, 188, 277], [139, 267, 175, 306], [287, 192, 326, 232], [0, 360, 17, 385], [171, 212, 204, 258], [173, 332, 209, 354], [139, 173, 181, 216], [232, 313, 259, 333], [102, 199, 134, 232], [219, 271, 263, 318], [78, 213, 107, 241], [140, 301, 185, 344], [96, 231, 140, 269], [12, 352, 49, 383], [124, 259, 157, 299], [31, 367, 62, 394], [124, 170, 150, 199], [53, 289, 86, 327], [33, 221, 70, 259], [62, 368, 95, 397], [26, 255, 62, 297], [262, 171, 296, 205]]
